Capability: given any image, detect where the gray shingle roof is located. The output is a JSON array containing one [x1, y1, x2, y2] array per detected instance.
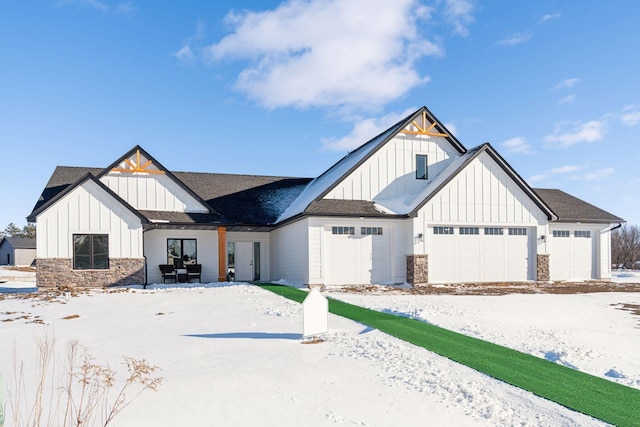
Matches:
[[1, 236, 36, 249], [31, 166, 311, 226], [304, 199, 400, 217], [30, 162, 623, 226], [534, 189, 624, 223]]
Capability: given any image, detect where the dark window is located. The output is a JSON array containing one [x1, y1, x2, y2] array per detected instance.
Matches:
[[167, 239, 197, 268], [459, 227, 479, 235], [253, 242, 261, 281], [508, 228, 527, 236], [73, 234, 109, 270], [332, 226, 355, 235], [575, 230, 591, 238], [553, 230, 570, 238], [416, 154, 428, 180], [361, 227, 383, 235], [484, 227, 504, 235], [434, 226, 454, 235]]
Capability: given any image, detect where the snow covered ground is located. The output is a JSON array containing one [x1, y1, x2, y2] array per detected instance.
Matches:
[[1, 267, 639, 426]]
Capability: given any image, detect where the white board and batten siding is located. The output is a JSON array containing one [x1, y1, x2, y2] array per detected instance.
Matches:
[[101, 171, 209, 213], [269, 218, 310, 284], [415, 152, 548, 283], [35, 180, 143, 259], [324, 134, 458, 204], [144, 229, 218, 284]]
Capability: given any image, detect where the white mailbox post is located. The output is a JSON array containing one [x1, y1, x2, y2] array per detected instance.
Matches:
[[302, 288, 328, 338]]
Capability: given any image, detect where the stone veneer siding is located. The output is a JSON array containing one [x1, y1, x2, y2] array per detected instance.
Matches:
[[537, 254, 550, 282], [406, 254, 428, 285], [36, 258, 145, 288]]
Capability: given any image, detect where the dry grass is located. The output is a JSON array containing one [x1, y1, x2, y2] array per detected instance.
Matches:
[[6, 333, 163, 427]]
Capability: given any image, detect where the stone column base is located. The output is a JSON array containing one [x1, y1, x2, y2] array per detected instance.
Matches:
[[537, 254, 550, 282], [36, 258, 145, 288], [406, 255, 428, 286]]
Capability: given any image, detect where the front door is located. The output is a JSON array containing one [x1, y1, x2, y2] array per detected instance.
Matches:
[[235, 242, 254, 281]]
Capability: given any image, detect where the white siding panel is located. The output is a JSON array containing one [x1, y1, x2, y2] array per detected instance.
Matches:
[[35, 180, 143, 259], [422, 152, 547, 225], [101, 173, 209, 213], [270, 219, 310, 284], [144, 229, 218, 284], [324, 134, 459, 205]]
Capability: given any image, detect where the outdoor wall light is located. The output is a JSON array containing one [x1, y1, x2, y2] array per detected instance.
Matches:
[[417, 233, 424, 242]]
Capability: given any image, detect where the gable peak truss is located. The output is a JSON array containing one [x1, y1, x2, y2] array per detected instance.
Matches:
[[400, 110, 448, 137], [111, 149, 165, 175]]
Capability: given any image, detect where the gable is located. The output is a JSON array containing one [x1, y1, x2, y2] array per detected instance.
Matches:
[[100, 147, 210, 213], [324, 121, 460, 204], [277, 106, 466, 223], [419, 150, 549, 224], [35, 177, 144, 258]]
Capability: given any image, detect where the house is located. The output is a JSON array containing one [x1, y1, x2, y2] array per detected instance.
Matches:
[[27, 106, 624, 288], [0, 236, 36, 266]]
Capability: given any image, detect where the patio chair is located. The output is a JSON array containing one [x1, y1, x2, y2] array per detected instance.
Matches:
[[159, 264, 177, 283], [186, 264, 202, 282]]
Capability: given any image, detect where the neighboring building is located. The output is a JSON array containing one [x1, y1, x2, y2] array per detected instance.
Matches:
[[27, 106, 624, 288], [0, 236, 36, 266]]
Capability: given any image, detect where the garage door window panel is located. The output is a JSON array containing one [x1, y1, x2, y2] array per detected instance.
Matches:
[[434, 226, 454, 235], [484, 227, 504, 235]]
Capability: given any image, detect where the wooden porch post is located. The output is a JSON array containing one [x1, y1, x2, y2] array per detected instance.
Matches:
[[218, 226, 227, 282]]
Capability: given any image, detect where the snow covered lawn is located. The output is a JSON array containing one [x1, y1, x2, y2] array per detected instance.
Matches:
[[1, 268, 639, 425]]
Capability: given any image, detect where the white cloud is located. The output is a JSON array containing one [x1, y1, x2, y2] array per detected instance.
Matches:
[[540, 13, 561, 23], [528, 164, 585, 183], [543, 120, 607, 147], [57, 0, 109, 11], [583, 167, 615, 181], [321, 109, 416, 152], [174, 20, 205, 63], [552, 78, 579, 90], [115, 1, 136, 15], [443, 122, 457, 137], [443, 0, 475, 36], [558, 94, 576, 104], [502, 136, 532, 154], [174, 45, 195, 62], [620, 105, 640, 126], [206, 0, 445, 110], [496, 32, 532, 46]]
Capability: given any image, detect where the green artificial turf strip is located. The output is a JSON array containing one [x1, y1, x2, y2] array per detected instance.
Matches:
[[259, 283, 640, 426]]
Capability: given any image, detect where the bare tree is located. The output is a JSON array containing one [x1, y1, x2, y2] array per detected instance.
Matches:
[[612, 225, 640, 268]]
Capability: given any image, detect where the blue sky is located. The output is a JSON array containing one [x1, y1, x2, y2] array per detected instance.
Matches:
[[1, 0, 639, 229]]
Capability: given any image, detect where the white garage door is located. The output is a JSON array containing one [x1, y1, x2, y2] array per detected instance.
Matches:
[[325, 226, 392, 285], [550, 229, 594, 280], [430, 226, 533, 283]]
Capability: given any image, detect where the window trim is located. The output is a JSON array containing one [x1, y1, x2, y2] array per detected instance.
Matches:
[[73, 234, 109, 270], [574, 230, 591, 238], [167, 238, 198, 268], [331, 226, 355, 235], [459, 227, 479, 235], [361, 227, 383, 236], [416, 154, 428, 180], [484, 227, 504, 236], [434, 226, 454, 235], [552, 230, 570, 238], [508, 227, 527, 236]]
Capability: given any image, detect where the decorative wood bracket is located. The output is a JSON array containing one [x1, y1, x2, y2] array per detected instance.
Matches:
[[111, 149, 165, 174], [400, 111, 448, 137]]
